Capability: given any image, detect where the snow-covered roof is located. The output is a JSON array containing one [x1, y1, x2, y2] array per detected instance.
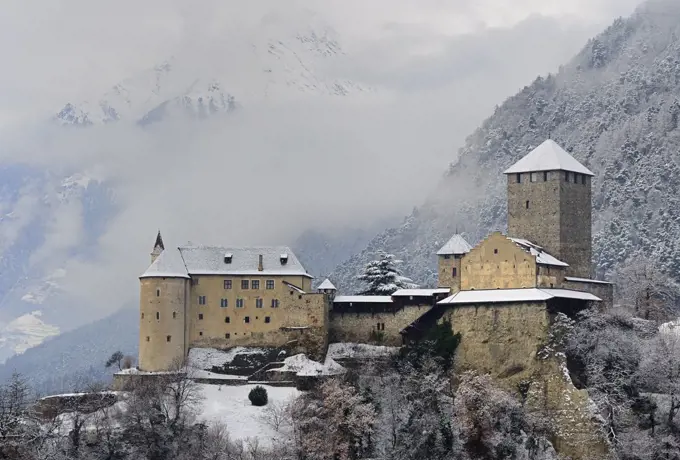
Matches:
[[503, 139, 594, 176], [509, 238, 569, 267], [283, 281, 306, 294], [140, 247, 190, 279], [317, 278, 337, 290], [334, 296, 393, 304], [178, 246, 311, 278], [392, 288, 451, 297], [437, 234, 473, 256], [437, 288, 601, 305], [565, 276, 612, 285]]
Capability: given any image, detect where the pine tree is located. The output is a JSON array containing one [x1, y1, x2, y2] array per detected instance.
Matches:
[[357, 251, 418, 295]]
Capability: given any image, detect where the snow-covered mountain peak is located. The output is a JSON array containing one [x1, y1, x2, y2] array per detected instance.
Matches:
[[0, 311, 59, 363]]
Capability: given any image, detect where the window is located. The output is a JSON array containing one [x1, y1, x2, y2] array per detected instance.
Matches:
[[573, 173, 579, 184], [173, 312, 176, 319], [241, 280, 249, 289], [224, 279, 232, 289], [266, 280, 275, 289], [156, 288, 160, 297], [530, 172, 538, 182], [220, 298, 228, 308], [166, 335, 171, 342], [516, 173, 521, 183], [265, 316, 271, 324], [452, 267, 457, 277], [236, 298, 244, 308], [198, 296, 206, 305], [494, 248, 498, 254], [199, 331, 203, 336], [245, 316, 250, 324], [198, 313, 204, 320], [544, 171, 548, 181], [271, 299, 280, 308], [141, 313, 144, 319], [251, 280, 260, 290], [256, 298, 263, 308], [156, 312, 160, 320], [582, 175, 586, 185], [146, 336, 150, 342], [377, 323, 385, 331], [526, 200, 530, 209], [225, 333, 231, 339], [565, 171, 570, 182], [444, 254, 450, 260], [225, 316, 230, 323]]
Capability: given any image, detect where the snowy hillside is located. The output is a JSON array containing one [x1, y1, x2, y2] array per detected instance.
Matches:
[[0, 311, 59, 364], [330, 0, 680, 293]]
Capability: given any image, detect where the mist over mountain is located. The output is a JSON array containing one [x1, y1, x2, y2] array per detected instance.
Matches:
[[331, 0, 680, 293]]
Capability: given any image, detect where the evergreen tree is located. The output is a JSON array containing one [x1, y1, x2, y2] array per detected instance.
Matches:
[[357, 251, 418, 295]]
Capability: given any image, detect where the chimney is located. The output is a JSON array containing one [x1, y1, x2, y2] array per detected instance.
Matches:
[[258, 254, 264, 271]]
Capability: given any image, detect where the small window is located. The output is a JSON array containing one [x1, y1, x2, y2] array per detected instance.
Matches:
[[146, 336, 150, 342], [494, 248, 498, 254], [198, 296, 206, 305], [573, 173, 579, 184], [544, 171, 548, 181], [199, 331, 203, 336], [225, 333, 230, 339], [156, 288, 160, 297], [141, 313, 145, 319], [220, 298, 228, 308], [443, 254, 450, 260], [245, 316, 250, 324], [265, 316, 271, 324], [166, 335, 171, 342], [225, 316, 230, 323], [256, 298, 263, 308], [582, 175, 586, 185], [241, 280, 249, 289], [266, 280, 275, 289], [236, 298, 244, 308], [452, 267, 457, 277], [271, 299, 280, 308], [198, 313, 204, 320], [530, 172, 538, 182], [224, 280, 232, 289], [251, 280, 260, 290], [526, 200, 530, 209], [173, 312, 176, 319], [156, 312, 160, 320], [565, 171, 570, 182], [516, 173, 521, 183]]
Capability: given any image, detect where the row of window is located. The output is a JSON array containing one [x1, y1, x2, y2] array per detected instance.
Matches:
[[198, 314, 271, 324], [141, 312, 177, 320], [199, 296, 280, 308], [191, 279, 278, 290], [516, 171, 587, 184]]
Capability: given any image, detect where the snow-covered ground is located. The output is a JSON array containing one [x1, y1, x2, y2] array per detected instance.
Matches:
[[268, 353, 344, 377], [187, 347, 271, 370], [327, 342, 399, 360]]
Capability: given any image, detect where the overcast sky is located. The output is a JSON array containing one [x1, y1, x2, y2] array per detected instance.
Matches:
[[0, 0, 643, 322]]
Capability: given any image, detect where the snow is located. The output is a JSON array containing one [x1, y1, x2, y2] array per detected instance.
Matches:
[[268, 354, 344, 377], [327, 342, 400, 360], [564, 276, 612, 285], [178, 246, 311, 278], [392, 288, 451, 297], [436, 234, 473, 256], [438, 288, 601, 305], [187, 347, 269, 370], [334, 295, 393, 304], [659, 318, 680, 337], [0, 311, 60, 361], [192, 369, 247, 380], [283, 281, 306, 294], [503, 139, 595, 176], [197, 384, 300, 445], [509, 238, 569, 267], [317, 278, 336, 290], [139, 247, 189, 279]]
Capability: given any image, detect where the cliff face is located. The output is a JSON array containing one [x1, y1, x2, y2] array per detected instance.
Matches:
[[331, 0, 680, 294]]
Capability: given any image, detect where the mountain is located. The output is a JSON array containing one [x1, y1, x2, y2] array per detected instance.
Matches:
[[330, 0, 680, 293], [0, 311, 60, 364]]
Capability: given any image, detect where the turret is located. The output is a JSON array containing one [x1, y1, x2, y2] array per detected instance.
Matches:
[[437, 234, 472, 292], [151, 230, 165, 264], [317, 278, 337, 300]]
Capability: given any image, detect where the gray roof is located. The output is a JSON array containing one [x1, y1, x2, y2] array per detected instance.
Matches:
[[437, 288, 601, 305], [317, 279, 337, 290], [437, 234, 472, 255], [503, 139, 594, 176], [140, 245, 311, 278]]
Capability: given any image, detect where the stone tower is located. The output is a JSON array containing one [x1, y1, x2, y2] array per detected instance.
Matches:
[[437, 234, 472, 291], [504, 139, 593, 278], [139, 241, 190, 372]]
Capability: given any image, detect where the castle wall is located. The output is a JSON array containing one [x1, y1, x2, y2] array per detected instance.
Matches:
[[329, 305, 430, 346], [461, 232, 537, 290], [537, 264, 566, 288], [187, 275, 328, 359], [139, 277, 189, 372], [438, 255, 462, 291], [445, 302, 611, 460], [563, 279, 613, 310]]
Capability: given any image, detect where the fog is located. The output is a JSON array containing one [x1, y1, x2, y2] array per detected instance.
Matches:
[[0, 0, 642, 324]]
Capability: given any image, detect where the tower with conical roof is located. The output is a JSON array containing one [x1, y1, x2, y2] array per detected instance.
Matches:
[[504, 139, 593, 278]]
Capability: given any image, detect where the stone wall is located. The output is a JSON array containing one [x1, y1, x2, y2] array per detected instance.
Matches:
[[559, 174, 592, 278], [537, 264, 566, 288], [329, 305, 430, 346], [461, 232, 537, 290], [563, 279, 614, 310]]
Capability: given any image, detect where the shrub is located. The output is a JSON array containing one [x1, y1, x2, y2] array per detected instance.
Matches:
[[249, 385, 268, 406]]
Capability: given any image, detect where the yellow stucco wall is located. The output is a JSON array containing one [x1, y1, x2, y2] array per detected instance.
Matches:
[[438, 255, 462, 292], [536, 264, 566, 288], [329, 305, 430, 346], [139, 277, 189, 372], [461, 232, 537, 290]]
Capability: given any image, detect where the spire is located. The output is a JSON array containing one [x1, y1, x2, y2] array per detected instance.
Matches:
[[151, 230, 165, 264]]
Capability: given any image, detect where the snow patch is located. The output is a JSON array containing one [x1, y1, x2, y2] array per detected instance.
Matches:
[[187, 347, 268, 370], [0, 311, 60, 361], [268, 353, 344, 377], [327, 342, 399, 360]]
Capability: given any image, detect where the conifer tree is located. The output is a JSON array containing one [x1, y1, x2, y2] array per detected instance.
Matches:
[[357, 251, 418, 295]]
